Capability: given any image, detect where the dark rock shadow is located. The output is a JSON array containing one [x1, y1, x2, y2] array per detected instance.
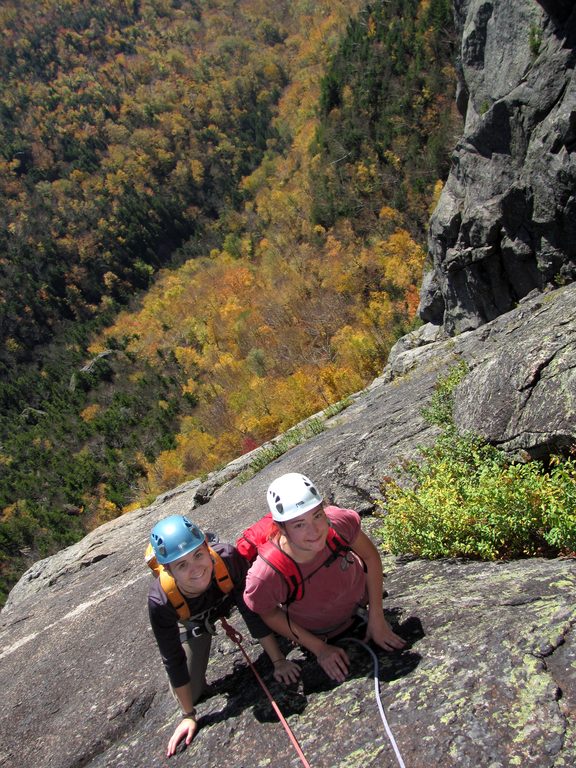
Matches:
[[195, 611, 424, 731]]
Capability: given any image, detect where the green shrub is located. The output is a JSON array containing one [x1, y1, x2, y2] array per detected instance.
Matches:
[[529, 24, 543, 57], [377, 365, 576, 560]]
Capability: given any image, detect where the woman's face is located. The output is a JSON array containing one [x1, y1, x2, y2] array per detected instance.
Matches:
[[168, 544, 214, 596], [282, 504, 329, 560]]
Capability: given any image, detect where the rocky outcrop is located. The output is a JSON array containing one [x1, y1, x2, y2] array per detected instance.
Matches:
[[2, 2, 576, 764], [419, 0, 576, 334], [392, 282, 576, 460], [1, 284, 575, 768]]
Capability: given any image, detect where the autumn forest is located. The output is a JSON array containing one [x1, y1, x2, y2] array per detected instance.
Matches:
[[0, 0, 460, 604]]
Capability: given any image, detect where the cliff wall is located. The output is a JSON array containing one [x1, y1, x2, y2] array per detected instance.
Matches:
[[419, 0, 576, 333]]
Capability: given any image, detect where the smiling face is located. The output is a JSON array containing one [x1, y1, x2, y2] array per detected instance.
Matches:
[[281, 504, 329, 562], [167, 543, 214, 597]]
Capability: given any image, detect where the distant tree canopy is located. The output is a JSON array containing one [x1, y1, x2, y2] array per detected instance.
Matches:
[[0, 0, 459, 606], [312, 0, 457, 235], [0, 0, 288, 369]]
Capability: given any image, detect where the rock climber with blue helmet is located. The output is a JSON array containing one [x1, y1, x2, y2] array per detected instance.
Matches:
[[244, 472, 406, 683], [148, 514, 300, 757]]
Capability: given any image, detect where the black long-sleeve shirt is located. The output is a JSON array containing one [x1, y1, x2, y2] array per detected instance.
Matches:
[[148, 542, 269, 688]]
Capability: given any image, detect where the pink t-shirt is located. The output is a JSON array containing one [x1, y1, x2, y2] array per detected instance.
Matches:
[[243, 506, 367, 635]]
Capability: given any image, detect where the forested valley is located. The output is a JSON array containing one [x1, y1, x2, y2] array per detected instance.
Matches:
[[0, 0, 460, 605]]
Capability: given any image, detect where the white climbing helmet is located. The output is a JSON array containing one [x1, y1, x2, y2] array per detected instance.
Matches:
[[267, 472, 323, 522]]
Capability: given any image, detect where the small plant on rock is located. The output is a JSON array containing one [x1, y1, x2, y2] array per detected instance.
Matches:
[[529, 24, 543, 57], [377, 364, 576, 560]]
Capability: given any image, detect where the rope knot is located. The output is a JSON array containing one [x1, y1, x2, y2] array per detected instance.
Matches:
[[220, 616, 244, 644]]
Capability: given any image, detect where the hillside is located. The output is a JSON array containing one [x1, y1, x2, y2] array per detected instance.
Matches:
[[1, 279, 574, 768], [0, 1, 574, 765], [0, 0, 459, 604]]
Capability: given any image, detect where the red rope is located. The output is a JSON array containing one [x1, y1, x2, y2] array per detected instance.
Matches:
[[220, 617, 312, 768]]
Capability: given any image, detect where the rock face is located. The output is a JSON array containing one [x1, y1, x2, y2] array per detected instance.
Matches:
[[1, 2, 576, 765], [392, 283, 576, 460], [419, 0, 576, 334], [0, 284, 575, 768]]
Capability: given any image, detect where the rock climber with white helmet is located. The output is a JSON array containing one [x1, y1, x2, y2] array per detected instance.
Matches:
[[244, 472, 406, 682]]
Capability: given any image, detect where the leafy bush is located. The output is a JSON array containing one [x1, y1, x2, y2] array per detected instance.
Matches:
[[377, 365, 576, 560]]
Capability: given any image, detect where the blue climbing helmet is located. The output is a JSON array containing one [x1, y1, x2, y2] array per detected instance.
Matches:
[[150, 515, 206, 565]]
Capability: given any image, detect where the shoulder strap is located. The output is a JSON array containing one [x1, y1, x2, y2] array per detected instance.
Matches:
[[257, 540, 304, 605], [158, 568, 191, 621], [326, 516, 367, 573], [326, 525, 350, 555], [208, 546, 234, 594]]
